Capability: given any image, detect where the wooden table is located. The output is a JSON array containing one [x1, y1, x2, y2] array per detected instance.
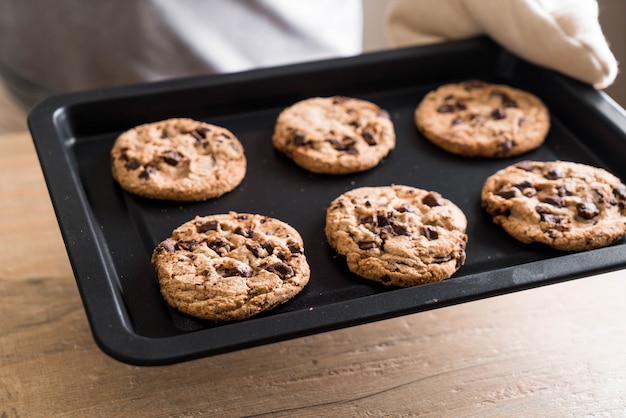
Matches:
[[2, 131, 626, 417]]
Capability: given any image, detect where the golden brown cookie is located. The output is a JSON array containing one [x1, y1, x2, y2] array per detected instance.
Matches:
[[482, 160, 626, 251], [415, 80, 549, 158], [325, 185, 468, 287], [272, 96, 395, 174], [151, 212, 310, 321], [111, 118, 246, 201]]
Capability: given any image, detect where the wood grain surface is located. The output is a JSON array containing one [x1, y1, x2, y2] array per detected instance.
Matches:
[[1, 132, 626, 417]]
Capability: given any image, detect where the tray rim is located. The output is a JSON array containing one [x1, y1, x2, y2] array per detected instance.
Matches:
[[28, 37, 626, 365]]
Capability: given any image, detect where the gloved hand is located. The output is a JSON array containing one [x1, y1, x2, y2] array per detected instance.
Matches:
[[385, 0, 618, 89]]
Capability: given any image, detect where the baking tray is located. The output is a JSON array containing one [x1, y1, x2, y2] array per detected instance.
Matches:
[[28, 37, 626, 365]]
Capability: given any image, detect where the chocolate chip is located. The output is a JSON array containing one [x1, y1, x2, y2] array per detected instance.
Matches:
[[197, 220, 219, 233], [503, 97, 518, 108], [293, 132, 307, 146], [285, 243, 301, 255], [541, 196, 564, 207], [380, 225, 393, 236], [536, 206, 563, 223], [162, 150, 182, 166], [272, 250, 285, 261], [138, 165, 156, 179], [208, 237, 232, 253], [577, 199, 599, 219], [451, 117, 463, 126], [358, 241, 377, 250], [395, 203, 415, 213], [540, 213, 562, 223], [246, 243, 262, 258], [497, 137, 513, 155], [361, 212, 398, 230], [176, 239, 198, 251], [235, 227, 255, 238], [491, 107, 506, 120], [327, 139, 358, 155], [496, 189, 517, 199], [433, 255, 452, 263], [261, 242, 274, 255], [124, 158, 141, 170], [183, 126, 211, 145], [545, 169, 563, 180], [613, 184, 626, 201], [454, 100, 467, 110], [159, 239, 176, 252], [362, 130, 377, 146], [423, 193, 443, 207], [438, 100, 468, 113], [491, 90, 518, 108], [514, 180, 534, 191], [515, 161, 535, 172], [265, 262, 294, 279], [118, 152, 129, 162], [190, 131, 203, 142], [375, 211, 391, 226], [437, 104, 456, 113], [223, 266, 251, 278], [557, 184, 574, 197], [422, 226, 438, 240], [391, 223, 410, 236]]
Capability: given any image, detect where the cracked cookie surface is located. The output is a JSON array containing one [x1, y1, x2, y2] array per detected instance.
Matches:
[[482, 160, 626, 251], [415, 80, 549, 158], [151, 212, 310, 321], [111, 118, 246, 201], [325, 185, 468, 287], [272, 96, 395, 174]]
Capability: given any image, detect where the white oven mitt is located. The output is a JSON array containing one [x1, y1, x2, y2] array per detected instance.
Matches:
[[385, 0, 618, 89]]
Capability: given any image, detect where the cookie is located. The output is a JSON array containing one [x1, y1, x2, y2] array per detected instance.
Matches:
[[415, 80, 550, 158], [151, 212, 310, 321], [325, 185, 468, 287], [272, 96, 396, 174], [111, 118, 246, 201], [482, 160, 626, 251]]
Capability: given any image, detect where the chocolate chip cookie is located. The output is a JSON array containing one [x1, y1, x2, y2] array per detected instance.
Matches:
[[325, 185, 468, 287], [482, 160, 626, 251], [415, 80, 550, 158], [151, 212, 310, 321], [272, 96, 396, 174], [111, 118, 246, 201]]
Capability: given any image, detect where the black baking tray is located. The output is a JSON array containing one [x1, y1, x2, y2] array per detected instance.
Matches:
[[28, 37, 626, 365]]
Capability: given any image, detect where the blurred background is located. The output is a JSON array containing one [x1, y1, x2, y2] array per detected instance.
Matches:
[[363, 0, 626, 106], [1, 0, 624, 136]]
